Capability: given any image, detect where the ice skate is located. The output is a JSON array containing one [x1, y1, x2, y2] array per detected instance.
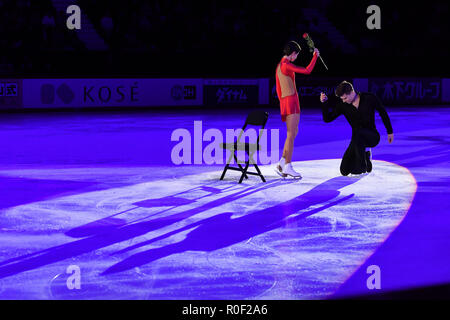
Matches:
[[282, 163, 302, 179]]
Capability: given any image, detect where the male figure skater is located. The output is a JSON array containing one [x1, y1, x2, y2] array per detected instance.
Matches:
[[320, 81, 394, 176], [275, 40, 319, 178]]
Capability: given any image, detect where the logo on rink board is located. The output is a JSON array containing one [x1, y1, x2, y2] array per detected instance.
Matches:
[[0, 80, 22, 108], [171, 85, 197, 100]]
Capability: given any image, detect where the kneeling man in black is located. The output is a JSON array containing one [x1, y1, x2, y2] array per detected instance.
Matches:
[[320, 81, 394, 176]]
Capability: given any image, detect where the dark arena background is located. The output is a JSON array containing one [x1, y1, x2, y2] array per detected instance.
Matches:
[[0, 0, 449, 308]]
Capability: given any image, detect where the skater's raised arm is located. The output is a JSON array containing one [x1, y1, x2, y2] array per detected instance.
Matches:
[[320, 92, 342, 123], [282, 49, 319, 75]]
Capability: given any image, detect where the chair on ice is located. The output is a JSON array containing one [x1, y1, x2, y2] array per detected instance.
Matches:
[[219, 111, 269, 183]]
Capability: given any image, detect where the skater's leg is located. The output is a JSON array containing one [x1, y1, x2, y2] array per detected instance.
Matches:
[[282, 113, 300, 164], [340, 143, 354, 176], [356, 128, 380, 148], [351, 130, 367, 174], [280, 113, 302, 178], [355, 129, 380, 173]]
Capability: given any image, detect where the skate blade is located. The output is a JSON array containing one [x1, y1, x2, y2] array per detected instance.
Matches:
[[284, 174, 302, 180], [348, 173, 368, 178]]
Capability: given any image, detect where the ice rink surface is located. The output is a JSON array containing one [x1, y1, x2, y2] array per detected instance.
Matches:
[[0, 106, 448, 299]]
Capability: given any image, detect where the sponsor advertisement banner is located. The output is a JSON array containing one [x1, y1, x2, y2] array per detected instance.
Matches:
[[16, 77, 449, 109], [368, 78, 442, 105], [204, 79, 268, 106], [22, 79, 203, 108], [0, 79, 23, 109]]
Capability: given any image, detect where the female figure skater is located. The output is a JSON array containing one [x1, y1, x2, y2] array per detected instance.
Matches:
[[275, 40, 319, 178]]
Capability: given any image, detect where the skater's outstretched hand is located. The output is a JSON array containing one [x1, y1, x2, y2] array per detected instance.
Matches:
[[320, 92, 328, 103], [388, 133, 394, 143]]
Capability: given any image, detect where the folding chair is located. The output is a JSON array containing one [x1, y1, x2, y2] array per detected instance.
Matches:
[[220, 111, 269, 183]]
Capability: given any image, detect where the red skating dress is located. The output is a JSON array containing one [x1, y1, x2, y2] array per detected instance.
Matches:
[[275, 53, 318, 121]]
